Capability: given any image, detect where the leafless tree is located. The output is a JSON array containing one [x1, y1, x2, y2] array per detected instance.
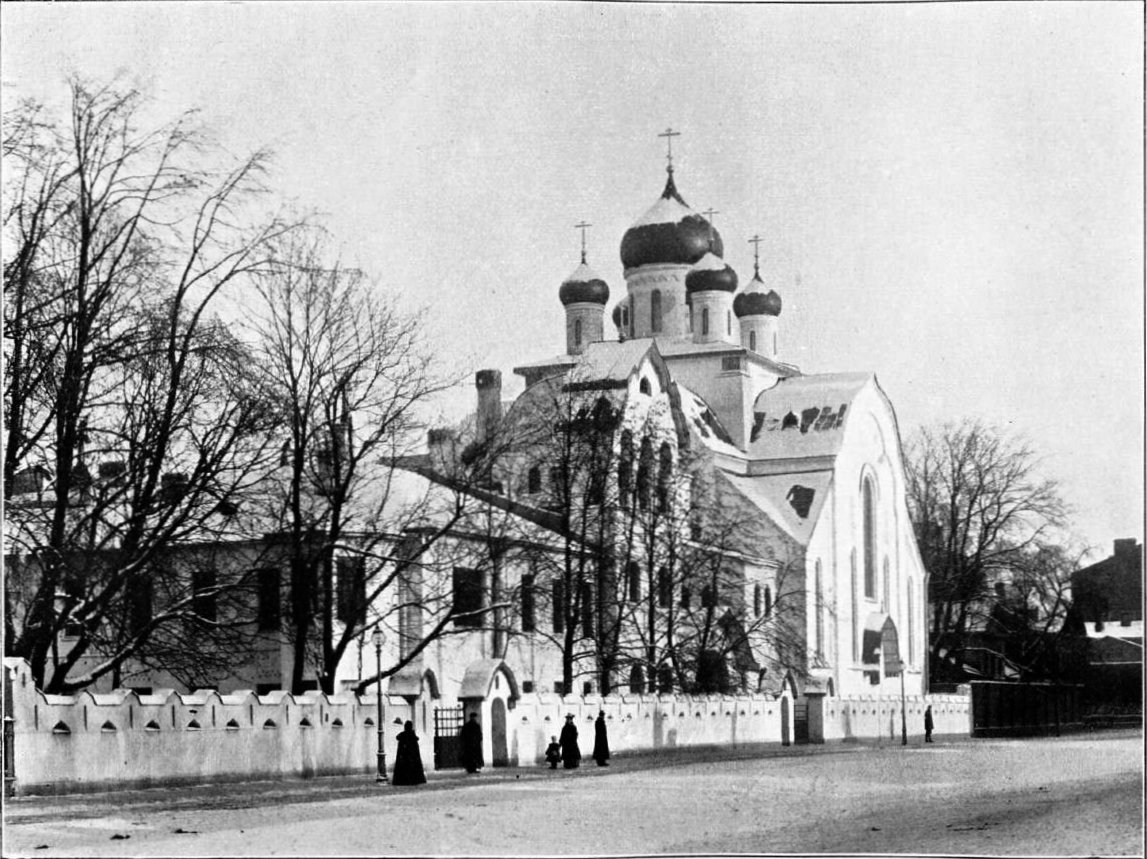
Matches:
[[247, 234, 522, 695], [3, 77, 298, 692], [904, 419, 1069, 683]]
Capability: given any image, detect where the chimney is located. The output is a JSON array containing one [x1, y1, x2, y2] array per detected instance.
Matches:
[[427, 427, 458, 474], [1113, 538, 1138, 559], [475, 370, 502, 443]]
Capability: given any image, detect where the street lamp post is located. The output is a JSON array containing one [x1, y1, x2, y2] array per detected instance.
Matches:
[[371, 629, 387, 784]]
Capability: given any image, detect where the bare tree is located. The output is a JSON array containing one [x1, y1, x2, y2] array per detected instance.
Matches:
[[904, 419, 1069, 683], [247, 234, 516, 695], [3, 77, 298, 692]]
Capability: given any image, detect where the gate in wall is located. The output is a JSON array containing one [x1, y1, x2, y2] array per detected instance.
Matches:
[[433, 705, 465, 770], [793, 699, 810, 744]]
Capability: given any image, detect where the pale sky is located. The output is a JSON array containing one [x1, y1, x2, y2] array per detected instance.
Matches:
[[3, 2, 1142, 558]]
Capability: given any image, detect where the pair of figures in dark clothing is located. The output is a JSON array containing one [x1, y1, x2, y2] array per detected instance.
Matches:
[[391, 721, 427, 786], [552, 711, 610, 770]]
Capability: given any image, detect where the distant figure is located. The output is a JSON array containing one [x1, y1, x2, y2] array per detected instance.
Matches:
[[924, 705, 934, 743], [592, 711, 610, 767], [544, 735, 562, 769], [560, 714, 581, 769], [460, 712, 484, 773], [391, 721, 427, 785]]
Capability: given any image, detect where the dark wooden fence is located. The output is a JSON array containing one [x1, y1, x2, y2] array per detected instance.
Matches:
[[970, 681, 1084, 737]]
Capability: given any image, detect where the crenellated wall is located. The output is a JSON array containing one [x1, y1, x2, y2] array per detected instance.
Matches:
[[5, 659, 969, 796]]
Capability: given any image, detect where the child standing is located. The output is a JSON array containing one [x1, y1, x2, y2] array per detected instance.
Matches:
[[544, 735, 562, 769]]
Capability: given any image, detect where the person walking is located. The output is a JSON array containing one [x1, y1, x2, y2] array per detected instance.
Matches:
[[592, 711, 610, 767], [460, 712, 484, 773], [559, 714, 581, 769], [391, 721, 427, 785], [924, 704, 934, 743], [544, 735, 562, 769]]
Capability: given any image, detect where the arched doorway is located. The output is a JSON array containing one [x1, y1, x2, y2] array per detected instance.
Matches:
[[490, 698, 508, 767]]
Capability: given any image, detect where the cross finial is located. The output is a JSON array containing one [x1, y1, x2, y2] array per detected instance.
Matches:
[[748, 234, 764, 277], [658, 127, 681, 173], [702, 208, 719, 223], [575, 221, 592, 264]]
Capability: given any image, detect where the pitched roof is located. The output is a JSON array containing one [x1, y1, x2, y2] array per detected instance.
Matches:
[[747, 372, 873, 461], [719, 469, 833, 545]]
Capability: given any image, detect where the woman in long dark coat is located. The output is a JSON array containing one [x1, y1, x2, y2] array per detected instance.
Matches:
[[559, 714, 581, 769], [592, 711, 610, 767], [391, 721, 427, 785], [460, 712, 483, 773]]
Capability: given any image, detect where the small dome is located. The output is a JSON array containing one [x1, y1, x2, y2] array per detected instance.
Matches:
[[685, 252, 738, 295], [733, 272, 782, 318], [559, 262, 609, 306], [620, 171, 723, 270], [611, 304, 623, 326]]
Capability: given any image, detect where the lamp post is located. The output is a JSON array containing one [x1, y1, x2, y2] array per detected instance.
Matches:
[[371, 629, 387, 784]]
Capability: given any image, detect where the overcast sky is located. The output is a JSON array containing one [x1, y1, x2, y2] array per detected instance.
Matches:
[[4, 2, 1142, 558]]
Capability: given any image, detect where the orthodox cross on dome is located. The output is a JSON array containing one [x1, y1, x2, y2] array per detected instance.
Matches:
[[575, 220, 592, 264], [748, 234, 764, 277], [703, 208, 720, 253], [658, 127, 681, 173]]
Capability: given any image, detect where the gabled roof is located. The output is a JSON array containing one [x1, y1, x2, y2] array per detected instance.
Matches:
[[568, 339, 660, 388], [719, 470, 833, 546], [747, 372, 873, 461]]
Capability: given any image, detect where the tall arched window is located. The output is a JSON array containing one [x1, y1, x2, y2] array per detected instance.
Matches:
[[627, 562, 641, 602], [907, 577, 915, 667], [701, 307, 709, 335], [754, 583, 762, 617], [726, 310, 731, 335], [629, 665, 645, 694], [657, 566, 670, 608], [749, 330, 757, 352], [574, 318, 582, 347], [850, 548, 859, 662], [815, 560, 824, 657], [657, 442, 673, 512], [862, 477, 877, 599], [637, 437, 654, 511], [618, 430, 633, 510], [764, 585, 772, 617], [527, 465, 542, 494], [650, 290, 663, 333]]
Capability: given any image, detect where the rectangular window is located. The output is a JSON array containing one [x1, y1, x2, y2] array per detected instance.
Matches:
[[192, 569, 217, 622], [336, 556, 367, 626], [581, 583, 594, 636], [721, 356, 744, 372], [552, 579, 565, 633], [452, 567, 483, 628], [131, 578, 152, 633], [658, 567, 671, 608], [521, 574, 536, 632], [257, 568, 280, 631]]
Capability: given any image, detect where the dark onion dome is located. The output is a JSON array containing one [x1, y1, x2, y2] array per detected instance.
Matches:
[[685, 252, 738, 295], [733, 272, 782, 317], [558, 262, 610, 306], [611, 303, 623, 326], [620, 171, 723, 270]]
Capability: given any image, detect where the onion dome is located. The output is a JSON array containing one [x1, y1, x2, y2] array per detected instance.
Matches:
[[733, 271, 782, 318], [558, 262, 610, 306], [620, 171, 723, 270], [611, 304, 623, 327], [685, 252, 738, 295]]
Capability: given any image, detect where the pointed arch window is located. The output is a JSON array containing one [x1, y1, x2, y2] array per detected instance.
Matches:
[[637, 437, 654, 511], [650, 290, 663, 333], [815, 560, 824, 657], [862, 478, 877, 599], [656, 442, 673, 513], [618, 430, 633, 509]]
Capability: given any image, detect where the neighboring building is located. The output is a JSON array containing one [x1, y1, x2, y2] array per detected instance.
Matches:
[[1068, 538, 1143, 708]]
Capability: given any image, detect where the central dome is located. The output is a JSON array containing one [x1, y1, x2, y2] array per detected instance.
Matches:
[[620, 171, 723, 270]]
